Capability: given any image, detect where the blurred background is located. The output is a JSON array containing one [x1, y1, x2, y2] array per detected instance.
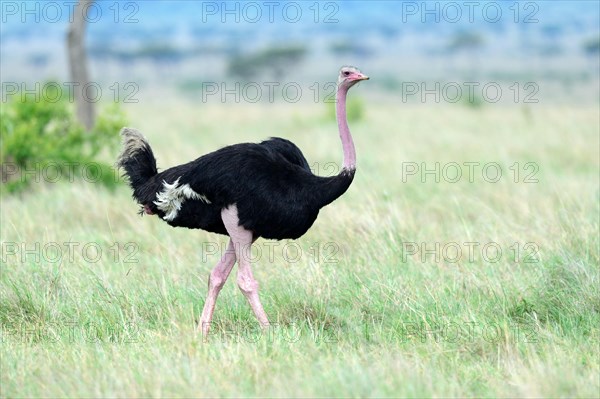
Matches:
[[2, 0, 599, 104]]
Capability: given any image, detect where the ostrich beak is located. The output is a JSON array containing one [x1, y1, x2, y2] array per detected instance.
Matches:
[[354, 73, 369, 81]]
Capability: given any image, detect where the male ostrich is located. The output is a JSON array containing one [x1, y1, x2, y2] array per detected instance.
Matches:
[[117, 66, 369, 335]]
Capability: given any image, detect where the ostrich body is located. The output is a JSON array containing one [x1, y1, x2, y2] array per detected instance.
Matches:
[[117, 66, 369, 335]]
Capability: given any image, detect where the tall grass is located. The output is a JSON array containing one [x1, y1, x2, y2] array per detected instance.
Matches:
[[1, 101, 598, 397]]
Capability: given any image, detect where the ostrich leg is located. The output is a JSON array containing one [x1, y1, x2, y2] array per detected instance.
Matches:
[[222, 205, 270, 327], [198, 239, 236, 337]]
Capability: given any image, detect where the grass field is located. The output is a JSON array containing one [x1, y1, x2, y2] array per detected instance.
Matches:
[[1, 101, 599, 397]]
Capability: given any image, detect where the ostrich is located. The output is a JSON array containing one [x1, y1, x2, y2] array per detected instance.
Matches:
[[117, 66, 369, 335]]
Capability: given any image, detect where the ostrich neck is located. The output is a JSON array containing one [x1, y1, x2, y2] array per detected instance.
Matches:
[[336, 85, 356, 171]]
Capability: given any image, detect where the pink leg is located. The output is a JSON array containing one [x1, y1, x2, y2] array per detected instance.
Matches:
[[222, 205, 270, 327], [198, 239, 236, 337]]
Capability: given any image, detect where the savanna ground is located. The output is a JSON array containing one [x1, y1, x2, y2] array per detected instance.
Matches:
[[1, 99, 599, 397]]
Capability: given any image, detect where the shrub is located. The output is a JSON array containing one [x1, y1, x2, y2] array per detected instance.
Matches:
[[461, 93, 484, 109], [326, 95, 365, 122], [227, 46, 307, 80], [583, 37, 600, 55], [0, 82, 126, 194]]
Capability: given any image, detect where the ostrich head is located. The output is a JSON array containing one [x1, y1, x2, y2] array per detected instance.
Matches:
[[337, 66, 369, 89]]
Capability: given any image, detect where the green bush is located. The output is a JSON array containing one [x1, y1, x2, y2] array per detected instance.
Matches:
[[0, 82, 126, 194], [227, 46, 307, 80], [326, 95, 365, 123], [583, 37, 600, 55], [461, 92, 484, 109]]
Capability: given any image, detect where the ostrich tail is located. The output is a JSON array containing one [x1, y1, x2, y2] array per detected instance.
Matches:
[[116, 127, 158, 199]]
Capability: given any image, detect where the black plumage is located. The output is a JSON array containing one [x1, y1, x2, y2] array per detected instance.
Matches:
[[118, 134, 354, 240], [119, 66, 369, 333]]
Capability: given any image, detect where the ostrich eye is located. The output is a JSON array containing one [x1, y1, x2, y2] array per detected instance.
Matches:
[[343, 71, 350, 76]]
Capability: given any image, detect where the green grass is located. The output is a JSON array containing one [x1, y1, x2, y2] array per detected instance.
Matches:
[[1, 102, 599, 397]]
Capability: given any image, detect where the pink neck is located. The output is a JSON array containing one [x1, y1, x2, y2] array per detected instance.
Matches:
[[336, 85, 356, 171]]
